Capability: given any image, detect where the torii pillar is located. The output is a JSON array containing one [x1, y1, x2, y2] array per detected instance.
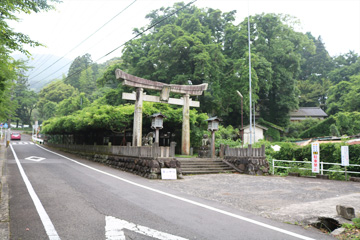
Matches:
[[115, 69, 207, 154], [182, 94, 190, 155]]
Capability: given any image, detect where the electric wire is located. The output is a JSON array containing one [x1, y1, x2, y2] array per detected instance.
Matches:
[[28, 0, 138, 81], [28, 1, 108, 77], [30, 0, 197, 90]]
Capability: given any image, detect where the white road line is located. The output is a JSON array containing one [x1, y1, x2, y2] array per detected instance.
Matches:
[[10, 145, 61, 240], [36, 145, 315, 240], [106, 216, 188, 240]]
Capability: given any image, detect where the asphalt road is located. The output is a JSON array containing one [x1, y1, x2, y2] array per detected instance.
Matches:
[[7, 134, 334, 240]]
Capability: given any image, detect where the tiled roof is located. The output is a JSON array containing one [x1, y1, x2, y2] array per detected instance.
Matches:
[[290, 107, 328, 118]]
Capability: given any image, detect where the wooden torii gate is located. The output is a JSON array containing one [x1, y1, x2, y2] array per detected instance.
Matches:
[[115, 69, 208, 155]]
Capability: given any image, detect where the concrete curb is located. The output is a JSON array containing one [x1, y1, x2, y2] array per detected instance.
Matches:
[[0, 144, 10, 240]]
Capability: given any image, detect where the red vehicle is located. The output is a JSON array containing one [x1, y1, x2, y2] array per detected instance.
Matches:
[[11, 132, 21, 140]]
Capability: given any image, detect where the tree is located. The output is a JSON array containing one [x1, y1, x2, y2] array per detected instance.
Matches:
[[0, 0, 59, 114], [65, 54, 98, 90], [37, 80, 76, 120], [239, 14, 315, 126], [13, 72, 38, 127], [56, 92, 90, 116]]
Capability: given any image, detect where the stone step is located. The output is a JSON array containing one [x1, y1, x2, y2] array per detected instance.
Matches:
[[182, 169, 236, 175], [176, 158, 237, 175]]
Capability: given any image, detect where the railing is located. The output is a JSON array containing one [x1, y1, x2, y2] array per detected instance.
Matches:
[[32, 135, 44, 144], [272, 159, 360, 178]]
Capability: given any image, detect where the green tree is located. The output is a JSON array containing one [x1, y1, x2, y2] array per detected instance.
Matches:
[[56, 92, 90, 116], [0, 0, 59, 115], [37, 80, 76, 120], [65, 53, 98, 90], [13, 73, 38, 127], [326, 81, 351, 115]]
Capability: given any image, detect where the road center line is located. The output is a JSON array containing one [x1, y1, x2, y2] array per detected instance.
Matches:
[[10, 144, 60, 240], [36, 144, 315, 240]]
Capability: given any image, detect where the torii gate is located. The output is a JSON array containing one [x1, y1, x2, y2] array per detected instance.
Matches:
[[115, 69, 208, 155]]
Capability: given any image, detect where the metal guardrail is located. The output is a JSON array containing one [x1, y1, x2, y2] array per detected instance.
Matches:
[[32, 135, 44, 144], [272, 159, 360, 178]]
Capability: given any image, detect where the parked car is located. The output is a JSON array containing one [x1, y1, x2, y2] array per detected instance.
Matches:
[[11, 132, 21, 140]]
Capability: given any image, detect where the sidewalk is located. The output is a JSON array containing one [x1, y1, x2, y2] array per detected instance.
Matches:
[[0, 140, 9, 240]]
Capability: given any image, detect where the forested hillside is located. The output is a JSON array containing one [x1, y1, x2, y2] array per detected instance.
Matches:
[[2, 2, 360, 141]]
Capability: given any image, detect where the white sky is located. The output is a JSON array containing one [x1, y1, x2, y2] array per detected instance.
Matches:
[[11, 0, 360, 80]]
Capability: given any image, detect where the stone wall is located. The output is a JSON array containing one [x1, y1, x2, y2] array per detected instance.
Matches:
[[47, 145, 182, 179], [223, 156, 269, 175]]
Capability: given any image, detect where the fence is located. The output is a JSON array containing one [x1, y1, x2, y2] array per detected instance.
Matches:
[[224, 145, 265, 157], [272, 159, 360, 178], [46, 142, 174, 158]]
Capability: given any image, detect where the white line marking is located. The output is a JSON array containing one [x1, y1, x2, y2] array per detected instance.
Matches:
[[106, 216, 188, 240], [25, 156, 46, 162], [36, 145, 315, 240], [10, 145, 61, 240]]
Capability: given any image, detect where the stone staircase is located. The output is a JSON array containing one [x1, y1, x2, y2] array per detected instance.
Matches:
[[177, 158, 237, 175]]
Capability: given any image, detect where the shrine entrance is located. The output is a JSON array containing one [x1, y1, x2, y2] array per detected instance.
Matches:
[[115, 69, 208, 155]]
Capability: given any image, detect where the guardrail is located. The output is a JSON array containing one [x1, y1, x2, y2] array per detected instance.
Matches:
[[272, 159, 360, 178], [32, 135, 44, 144]]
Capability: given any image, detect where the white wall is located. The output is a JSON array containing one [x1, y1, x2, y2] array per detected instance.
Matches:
[[242, 126, 265, 145]]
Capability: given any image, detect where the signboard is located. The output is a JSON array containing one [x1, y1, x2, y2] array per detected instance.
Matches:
[[161, 168, 177, 180], [4, 123, 8, 129], [311, 143, 320, 173], [341, 146, 349, 166]]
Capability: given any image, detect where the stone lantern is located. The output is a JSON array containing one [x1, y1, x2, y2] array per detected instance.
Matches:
[[150, 113, 166, 144], [206, 117, 221, 158]]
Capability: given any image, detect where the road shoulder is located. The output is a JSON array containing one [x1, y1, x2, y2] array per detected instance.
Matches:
[[0, 144, 10, 240]]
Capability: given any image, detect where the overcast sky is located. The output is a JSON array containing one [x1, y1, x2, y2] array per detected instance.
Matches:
[[12, 0, 360, 80]]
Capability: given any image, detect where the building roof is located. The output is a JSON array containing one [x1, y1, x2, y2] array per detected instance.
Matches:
[[289, 107, 328, 118], [241, 124, 268, 131]]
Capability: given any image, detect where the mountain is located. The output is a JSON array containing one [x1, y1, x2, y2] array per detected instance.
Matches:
[[13, 54, 72, 92]]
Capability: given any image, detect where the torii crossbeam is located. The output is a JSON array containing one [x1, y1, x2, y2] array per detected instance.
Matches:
[[115, 69, 208, 155]]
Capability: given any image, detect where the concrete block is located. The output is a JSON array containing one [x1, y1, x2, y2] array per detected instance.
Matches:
[[336, 205, 355, 220]]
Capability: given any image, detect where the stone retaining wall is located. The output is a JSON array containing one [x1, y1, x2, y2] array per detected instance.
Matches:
[[223, 156, 269, 175], [47, 145, 182, 179]]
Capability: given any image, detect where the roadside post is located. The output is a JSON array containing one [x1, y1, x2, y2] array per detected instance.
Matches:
[[311, 143, 320, 174], [341, 146, 349, 181]]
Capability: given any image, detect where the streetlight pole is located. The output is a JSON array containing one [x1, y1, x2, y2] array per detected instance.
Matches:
[[236, 91, 244, 147]]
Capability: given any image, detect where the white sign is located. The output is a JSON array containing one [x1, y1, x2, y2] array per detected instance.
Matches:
[[311, 143, 320, 173], [341, 146, 349, 166], [105, 216, 188, 240], [161, 168, 177, 180]]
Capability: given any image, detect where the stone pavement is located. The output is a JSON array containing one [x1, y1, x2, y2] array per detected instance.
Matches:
[[0, 141, 9, 240], [155, 173, 360, 226]]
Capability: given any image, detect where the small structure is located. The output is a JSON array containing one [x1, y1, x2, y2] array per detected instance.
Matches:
[[206, 117, 221, 158], [241, 124, 268, 145], [150, 113, 166, 144], [290, 107, 327, 121]]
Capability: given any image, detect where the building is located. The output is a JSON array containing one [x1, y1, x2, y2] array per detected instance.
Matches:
[[241, 124, 268, 145], [289, 107, 327, 121]]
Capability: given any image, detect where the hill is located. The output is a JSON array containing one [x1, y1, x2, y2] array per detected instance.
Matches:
[[12, 54, 72, 92]]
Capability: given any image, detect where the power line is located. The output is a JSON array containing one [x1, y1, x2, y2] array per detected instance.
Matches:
[[30, 0, 197, 89], [28, 0, 138, 81]]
